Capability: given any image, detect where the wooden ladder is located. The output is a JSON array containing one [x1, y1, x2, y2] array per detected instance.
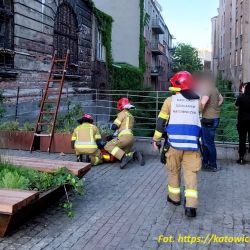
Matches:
[[30, 50, 70, 153]]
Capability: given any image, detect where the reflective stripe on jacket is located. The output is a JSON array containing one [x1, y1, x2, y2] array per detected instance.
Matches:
[[71, 123, 101, 149]]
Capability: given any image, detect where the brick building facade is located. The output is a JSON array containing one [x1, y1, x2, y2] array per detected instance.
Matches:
[[0, 0, 108, 90], [212, 0, 250, 90]]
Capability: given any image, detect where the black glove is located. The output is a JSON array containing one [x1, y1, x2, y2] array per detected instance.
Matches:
[[106, 135, 114, 141], [96, 139, 107, 149], [155, 141, 162, 152], [111, 124, 118, 131], [71, 140, 75, 149], [160, 145, 170, 164]]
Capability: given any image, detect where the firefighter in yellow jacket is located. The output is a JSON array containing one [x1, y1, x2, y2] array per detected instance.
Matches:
[[71, 114, 103, 166], [153, 71, 202, 218], [105, 98, 145, 169]]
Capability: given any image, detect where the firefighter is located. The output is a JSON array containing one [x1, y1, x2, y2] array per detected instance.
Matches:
[[71, 114, 103, 166], [153, 71, 202, 218], [104, 98, 145, 169]]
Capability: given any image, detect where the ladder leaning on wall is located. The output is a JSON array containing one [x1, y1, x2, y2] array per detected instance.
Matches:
[[30, 50, 70, 153]]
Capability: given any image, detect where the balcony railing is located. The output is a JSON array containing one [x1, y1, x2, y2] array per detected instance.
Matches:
[[151, 41, 166, 55], [151, 18, 165, 34], [151, 66, 163, 76]]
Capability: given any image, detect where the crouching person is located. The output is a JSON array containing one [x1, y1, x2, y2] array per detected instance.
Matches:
[[105, 98, 145, 169], [153, 71, 202, 218], [71, 114, 103, 166]]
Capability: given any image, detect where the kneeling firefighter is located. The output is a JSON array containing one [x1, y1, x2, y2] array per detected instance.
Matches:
[[71, 114, 103, 166], [104, 98, 145, 169], [153, 71, 202, 218]]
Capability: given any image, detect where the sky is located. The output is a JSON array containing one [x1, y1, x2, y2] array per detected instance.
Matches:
[[158, 0, 219, 49]]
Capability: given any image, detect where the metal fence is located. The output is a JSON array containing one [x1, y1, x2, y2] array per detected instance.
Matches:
[[0, 87, 239, 143]]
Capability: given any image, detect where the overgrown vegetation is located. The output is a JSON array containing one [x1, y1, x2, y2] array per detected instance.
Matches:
[[216, 75, 238, 143], [56, 104, 83, 133], [112, 64, 144, 90], [139, 0, 146, 72], [0, 161, 84, 218], [93, 8, 113, 71], [0, 121, 35, 131]]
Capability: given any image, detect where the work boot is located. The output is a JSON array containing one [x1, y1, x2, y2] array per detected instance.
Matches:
[[120, 155, 133, 169], [237, 156, 245, 165], [77, 155, 83, 162], [185, 207, 197, 218], [167, 195, 181, 206], [202, 164, 218, 172], [133, 151, 145, 166], [202, 162, 209, 170]]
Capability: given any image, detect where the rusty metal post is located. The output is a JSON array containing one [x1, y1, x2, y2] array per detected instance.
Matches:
[[15, 87, 20, 121], [66, 85, 69, 114]]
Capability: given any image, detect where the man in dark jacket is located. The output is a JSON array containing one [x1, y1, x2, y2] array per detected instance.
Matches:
[[235, 83, 250, 164]]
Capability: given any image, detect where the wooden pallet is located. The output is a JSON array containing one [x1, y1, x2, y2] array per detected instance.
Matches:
[[1, 156, 91, 178]]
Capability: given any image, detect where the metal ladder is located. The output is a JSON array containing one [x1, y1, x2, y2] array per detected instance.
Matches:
[[30, 50, 70, 153]]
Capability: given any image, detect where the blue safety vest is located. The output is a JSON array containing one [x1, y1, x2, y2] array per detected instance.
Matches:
[[165, 93, 201, 151]]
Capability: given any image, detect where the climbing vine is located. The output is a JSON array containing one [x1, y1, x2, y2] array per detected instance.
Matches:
[[139, 0, 146, 72], [83, 0, 113, 69], [93, 8, 113, 70], [83, 0, 145, 89]]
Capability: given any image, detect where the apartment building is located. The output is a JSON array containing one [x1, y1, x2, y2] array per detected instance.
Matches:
[[212, 0, 250, 90], [144, 0, 173, 90], [94, 0, 173, 91], [0, 0, 109, 89], [211, 15, 219, 76]]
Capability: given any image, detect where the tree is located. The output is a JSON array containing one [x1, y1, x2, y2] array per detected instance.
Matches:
[[172, 43, 203, 73]]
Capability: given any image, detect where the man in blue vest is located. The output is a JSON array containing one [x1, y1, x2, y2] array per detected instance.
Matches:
[[153, 71, 202, 218]]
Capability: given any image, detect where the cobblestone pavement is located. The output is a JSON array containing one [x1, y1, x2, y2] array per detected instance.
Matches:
[[0, 150, 250, 250]]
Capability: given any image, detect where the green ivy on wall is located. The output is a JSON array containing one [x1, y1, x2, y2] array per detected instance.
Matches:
[[84, 0, 145, 90], [112, 64, 143, 90], [139, 0, 146, 72], [93, 8, 113, 70], [83, 0, 113, 70]]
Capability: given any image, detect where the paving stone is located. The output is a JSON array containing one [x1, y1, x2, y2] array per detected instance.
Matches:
[[0, 150, 249, 250]]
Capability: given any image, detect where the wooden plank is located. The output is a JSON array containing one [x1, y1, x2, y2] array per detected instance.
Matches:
[[0, 190, 39, 214], [1, 156, 91, 177]]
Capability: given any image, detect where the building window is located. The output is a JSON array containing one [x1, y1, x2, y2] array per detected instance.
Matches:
[[54, 3, 78, 74], [0, 0, 14, 69], [240, 48, 243, 65], [96, 30, 106, 62], [240, 16, 243, 35], [235, 50, 238, 66], [236, 19, 239, 37]]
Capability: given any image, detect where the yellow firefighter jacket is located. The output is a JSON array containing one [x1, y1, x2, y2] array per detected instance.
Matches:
[[71, 123, 101, 152], [113, 110, 134, 137]]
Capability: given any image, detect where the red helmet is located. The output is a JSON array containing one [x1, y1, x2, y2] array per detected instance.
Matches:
[[83, 114, 93, 120], [170, 71, 194, 91], [117, 98, 135, 111], [78, 114, 93, 124]]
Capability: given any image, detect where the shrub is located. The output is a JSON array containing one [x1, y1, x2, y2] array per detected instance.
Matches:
[[112, 63, 144, 90], [0, 121, 19, 131]]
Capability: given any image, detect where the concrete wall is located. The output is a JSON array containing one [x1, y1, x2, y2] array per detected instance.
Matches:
[[94, 0, 140, 67], [133, 137, 248, 161]]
